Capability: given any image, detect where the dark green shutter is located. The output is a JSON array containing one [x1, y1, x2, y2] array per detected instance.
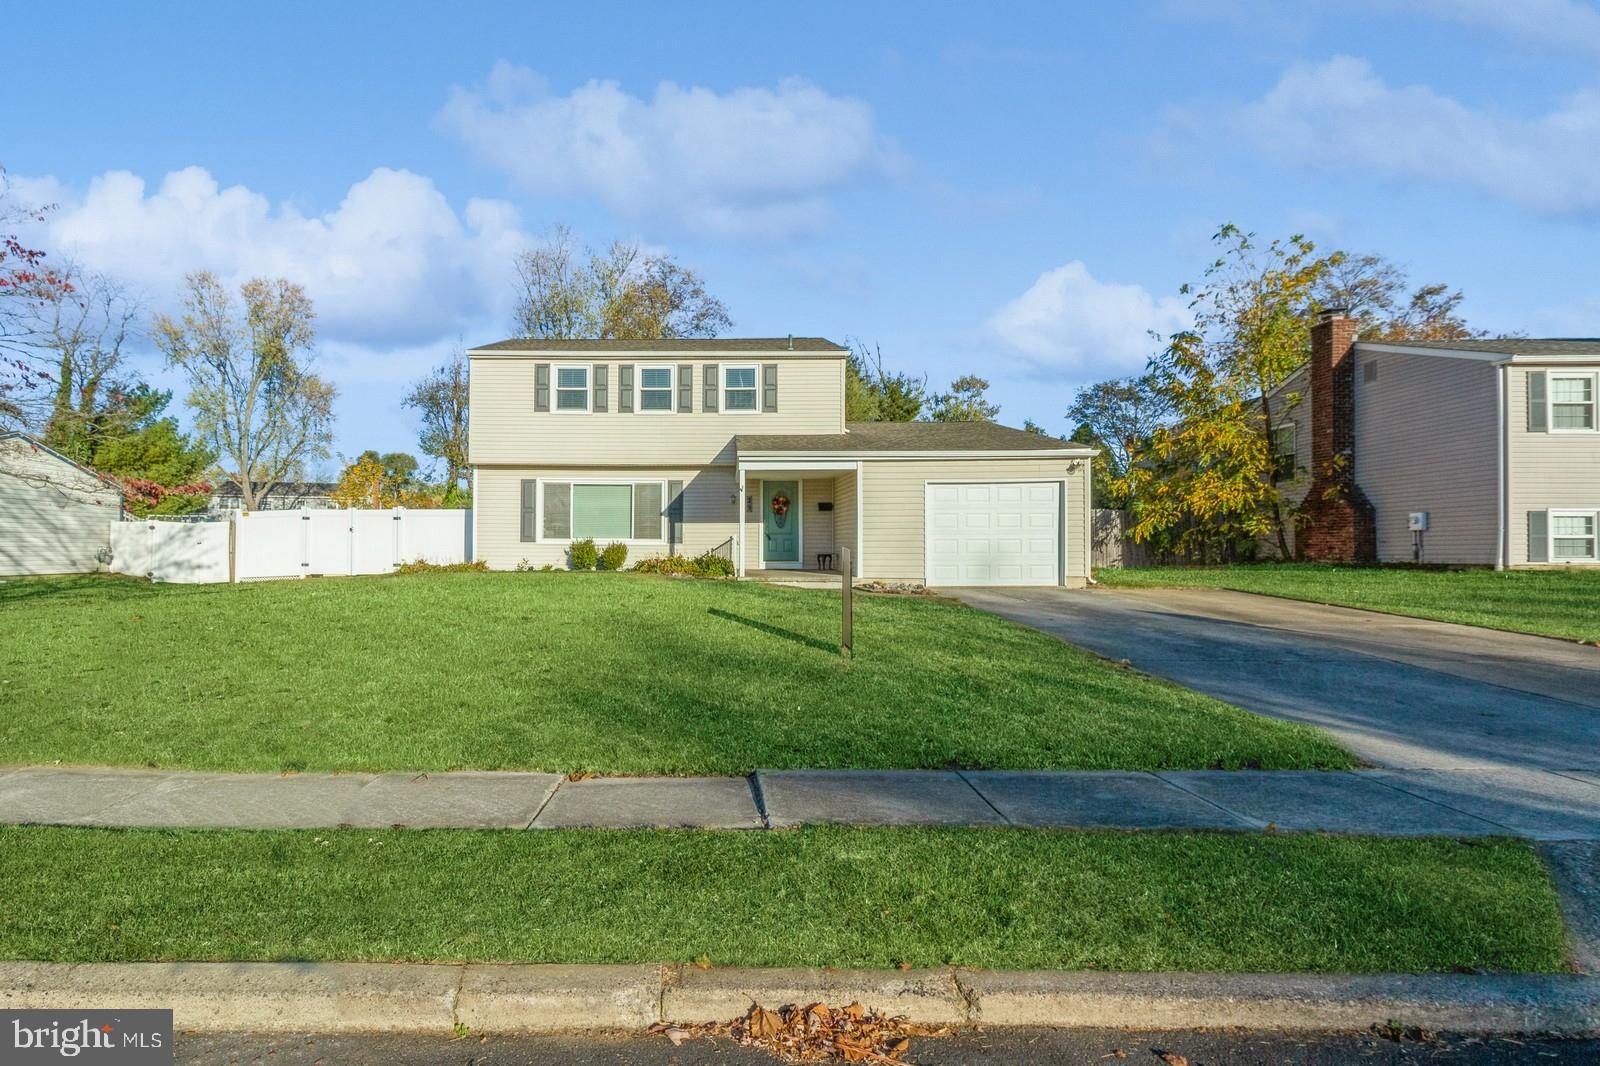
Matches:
[[667, 478, 684, 551], [1528, 511, 1549, 563], [703, 364, 718, 412], [519, 480, 537, 542], [677, 364, 693, 412], [633, 482, 664, 541], [618, 364, 634, 414], [592, 364, 609, 412], [543, 482, 571, 540], [1527, 371, 1547, 432], [534, 364, 550, 413], [762, 363, 778, 412]]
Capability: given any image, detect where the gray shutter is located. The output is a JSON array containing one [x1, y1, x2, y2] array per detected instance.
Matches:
[[667, 478, 684, 552], [633, 482, 664, 541], [543, 482, 571, 540], [1528, 510, 1549, 563], [618, 364, 634, 414], [678, 364, 693, 412], [762, 363, 778, 412], [592, 364, 608, 413], [520, 480, 537, 542], [703, 363, 718, 413], [1527, 371, 1547, 433], [534, 364, 550, 413]]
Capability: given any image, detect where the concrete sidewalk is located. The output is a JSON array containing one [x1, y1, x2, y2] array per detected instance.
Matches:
[[4, 765, 1600, 839]]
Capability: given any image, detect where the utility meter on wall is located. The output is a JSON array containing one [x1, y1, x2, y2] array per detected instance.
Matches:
[[1408, 512, 1430, 532]]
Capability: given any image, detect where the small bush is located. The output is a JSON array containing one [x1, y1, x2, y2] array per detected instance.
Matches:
[[694, 550, 736, 577], [598, 542, 629, 571], [569, 539, 598, 571], [632, 551, 736, 578], [394, 559, 488, 575]]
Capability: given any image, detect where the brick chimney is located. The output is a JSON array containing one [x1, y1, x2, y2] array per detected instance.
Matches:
[[1297, 308, 1376, 562]]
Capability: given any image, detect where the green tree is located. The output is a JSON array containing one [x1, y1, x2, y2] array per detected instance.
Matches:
[[845, 340, 925, 422], [927, 375, 999, 423], [1126, 225, 1336, 560], [513, 226, 731, 340], [90, 388, 215, 484], [152, 272, 336, 510], [1066, 373, 1173, 507]]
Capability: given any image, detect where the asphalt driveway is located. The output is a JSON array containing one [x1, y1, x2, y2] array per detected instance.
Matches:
[[953, 586, 1600, 772]]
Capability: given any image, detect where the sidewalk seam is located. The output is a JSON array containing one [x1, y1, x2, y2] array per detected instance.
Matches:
[[1148, 771, 1267, 828], [449, 963, 466, 1029], [1362, 773, 1522, 836], [954, 771, 1013, 826], [523, 778, 562, 830]]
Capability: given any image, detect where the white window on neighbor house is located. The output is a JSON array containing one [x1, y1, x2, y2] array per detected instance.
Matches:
[[1270, 424, 1296, 482], [723, 364, 759, 412], [555, 365, 590, 412], [1551, 511, 1598, 561], [1550, 372, 1597, 431], [639, 365, 674, 412]]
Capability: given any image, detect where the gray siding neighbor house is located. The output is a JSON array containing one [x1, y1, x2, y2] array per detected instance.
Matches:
[[1285, 312, 1600, 568], [0, 432, 124, 577]]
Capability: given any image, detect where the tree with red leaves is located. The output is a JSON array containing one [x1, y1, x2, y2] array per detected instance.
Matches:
[[1, 164, 73, 428]]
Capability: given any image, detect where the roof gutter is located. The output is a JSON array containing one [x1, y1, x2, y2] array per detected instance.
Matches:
[[735, 448, 1099, 460]]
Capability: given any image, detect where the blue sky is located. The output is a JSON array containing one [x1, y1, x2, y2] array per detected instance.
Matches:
[[10, 0, 1600, 473]]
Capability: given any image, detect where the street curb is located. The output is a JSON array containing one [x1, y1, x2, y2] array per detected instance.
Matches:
[[2, 962, 1597, 1035]]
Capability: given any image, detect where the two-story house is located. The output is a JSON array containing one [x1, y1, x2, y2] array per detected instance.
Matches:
[[467, 337, 1096, 586], [1275, 311, 1600, 568]]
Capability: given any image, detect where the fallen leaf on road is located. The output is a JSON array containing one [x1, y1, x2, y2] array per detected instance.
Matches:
[[1157, 1052, 1188, 1066]]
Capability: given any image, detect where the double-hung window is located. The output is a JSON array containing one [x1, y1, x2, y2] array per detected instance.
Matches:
[[723, 365, 758, 412], [555, 365, 590, 412], [541, 481, 665, 542], [1270, 424, 1296, 482], [1550, 373, 1597, 431], [1551, 511, 1598, 562], [640, 365, 674, 412]]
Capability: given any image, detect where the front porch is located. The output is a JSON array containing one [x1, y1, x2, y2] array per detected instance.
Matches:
[[742, 566, 845, 589], [735, 459, 862, 579]]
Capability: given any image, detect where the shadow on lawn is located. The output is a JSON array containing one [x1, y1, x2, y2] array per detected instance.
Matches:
[[708, 608, 837, 654]]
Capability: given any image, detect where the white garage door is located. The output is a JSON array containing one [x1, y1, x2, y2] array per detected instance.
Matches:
[[925, 481, 1060, 586]]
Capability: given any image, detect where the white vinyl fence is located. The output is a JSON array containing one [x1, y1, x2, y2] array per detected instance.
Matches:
[[111, 508, 472, 584]]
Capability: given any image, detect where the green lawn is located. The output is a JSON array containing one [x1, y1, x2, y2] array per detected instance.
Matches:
[[0, 826, 1564, 973], [0, 572, 1350, 774], [1098, 564, 1600, 644]]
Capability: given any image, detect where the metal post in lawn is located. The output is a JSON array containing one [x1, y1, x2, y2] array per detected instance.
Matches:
[[839, 545, 853, 658]]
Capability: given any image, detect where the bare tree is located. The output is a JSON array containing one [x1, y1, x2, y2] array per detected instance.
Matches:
[[513, 226, 731, 339], [1318, 252, 1484, 343], [1, 165, 73, 430], [402, 344, 469, 494], [151, 272, 336, 510]]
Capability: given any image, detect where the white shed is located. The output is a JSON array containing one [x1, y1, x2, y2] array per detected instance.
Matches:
[[0, 433, 124, 577]]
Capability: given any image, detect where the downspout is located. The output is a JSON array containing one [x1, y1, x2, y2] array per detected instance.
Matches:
[[1495, 363, 1507, 571], [471, 467, 479, 564]]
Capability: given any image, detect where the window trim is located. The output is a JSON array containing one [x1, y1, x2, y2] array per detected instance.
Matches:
[[536, 478, 668, 544], [1548, 371, 1598, 433], [637, 363, 676, 415], [1548, 508, 1600, 563], [1269, 423, 1297, 483], [721, 363, 761, 415], [552, 363, 592, 415]]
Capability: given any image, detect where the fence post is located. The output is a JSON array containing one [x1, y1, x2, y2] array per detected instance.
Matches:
[[228, 516, 237, 583], [839, 546, 853, 658]]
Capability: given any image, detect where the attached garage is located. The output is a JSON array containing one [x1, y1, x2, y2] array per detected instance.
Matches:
[[926, 481, 1061, 586]]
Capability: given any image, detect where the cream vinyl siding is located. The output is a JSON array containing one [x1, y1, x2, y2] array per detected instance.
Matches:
[[802, 477, 835, 561], [858, 457, 1091, 586], [470, 355, 846, 466], [832, 470, 857, 574], [1508, 365, 1600, 566], [476, 466, 736, 570], [0, 437, 122, 576], [1352, 349, 1501, 564]]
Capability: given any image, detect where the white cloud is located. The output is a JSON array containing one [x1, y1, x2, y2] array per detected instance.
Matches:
[[20, 166, 526, 345], [436, 62, 900, 238], [987, 261, 1189, 377], [1235, 55, 1600, 216], [1405, 0, 1600, 58]]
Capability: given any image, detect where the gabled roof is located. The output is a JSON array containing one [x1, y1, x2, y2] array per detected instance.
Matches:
[[1356, 338, 1600, 361], [737, 421, 1096, 457], [0, 431, 125, 498], [469, 336, 848, 356], [213, 480, 338, 497]]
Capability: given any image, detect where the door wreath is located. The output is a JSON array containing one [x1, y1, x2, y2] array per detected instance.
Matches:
[[770, 493, 791, 517]]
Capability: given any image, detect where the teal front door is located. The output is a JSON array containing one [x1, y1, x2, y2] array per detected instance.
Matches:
[[762, 480, 800, 564]]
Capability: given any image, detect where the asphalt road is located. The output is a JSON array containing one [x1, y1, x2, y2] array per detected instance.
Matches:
[[178, 1029, 1600, 1064], [953, 586, 1600, 771]]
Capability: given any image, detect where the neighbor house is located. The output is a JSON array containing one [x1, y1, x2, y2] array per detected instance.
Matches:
[[0, 432, 124, 577], [467, 338, 1096, 586], [1273, 311, 1599, 568], [209, 480, 339, 512]]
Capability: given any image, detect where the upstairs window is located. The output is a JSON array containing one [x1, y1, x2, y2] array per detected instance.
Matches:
[[555, 365, 590, 412], [640, 366, 674, 412], [1551, 373, 1597, 431], [1270, 424, 1296, 482], [723, 365, 758, 412]]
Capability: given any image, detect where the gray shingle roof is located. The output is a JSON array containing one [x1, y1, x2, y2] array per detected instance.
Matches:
[[1360, 338, 1600, 356], [470, 336, 847, 354], [737, 421, 1094, 455]]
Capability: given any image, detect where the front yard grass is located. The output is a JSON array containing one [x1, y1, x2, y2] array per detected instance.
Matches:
[[1098, 564, 1600, 644], [0, 572, 1351, 774], [0, 826, 1564, 973]]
